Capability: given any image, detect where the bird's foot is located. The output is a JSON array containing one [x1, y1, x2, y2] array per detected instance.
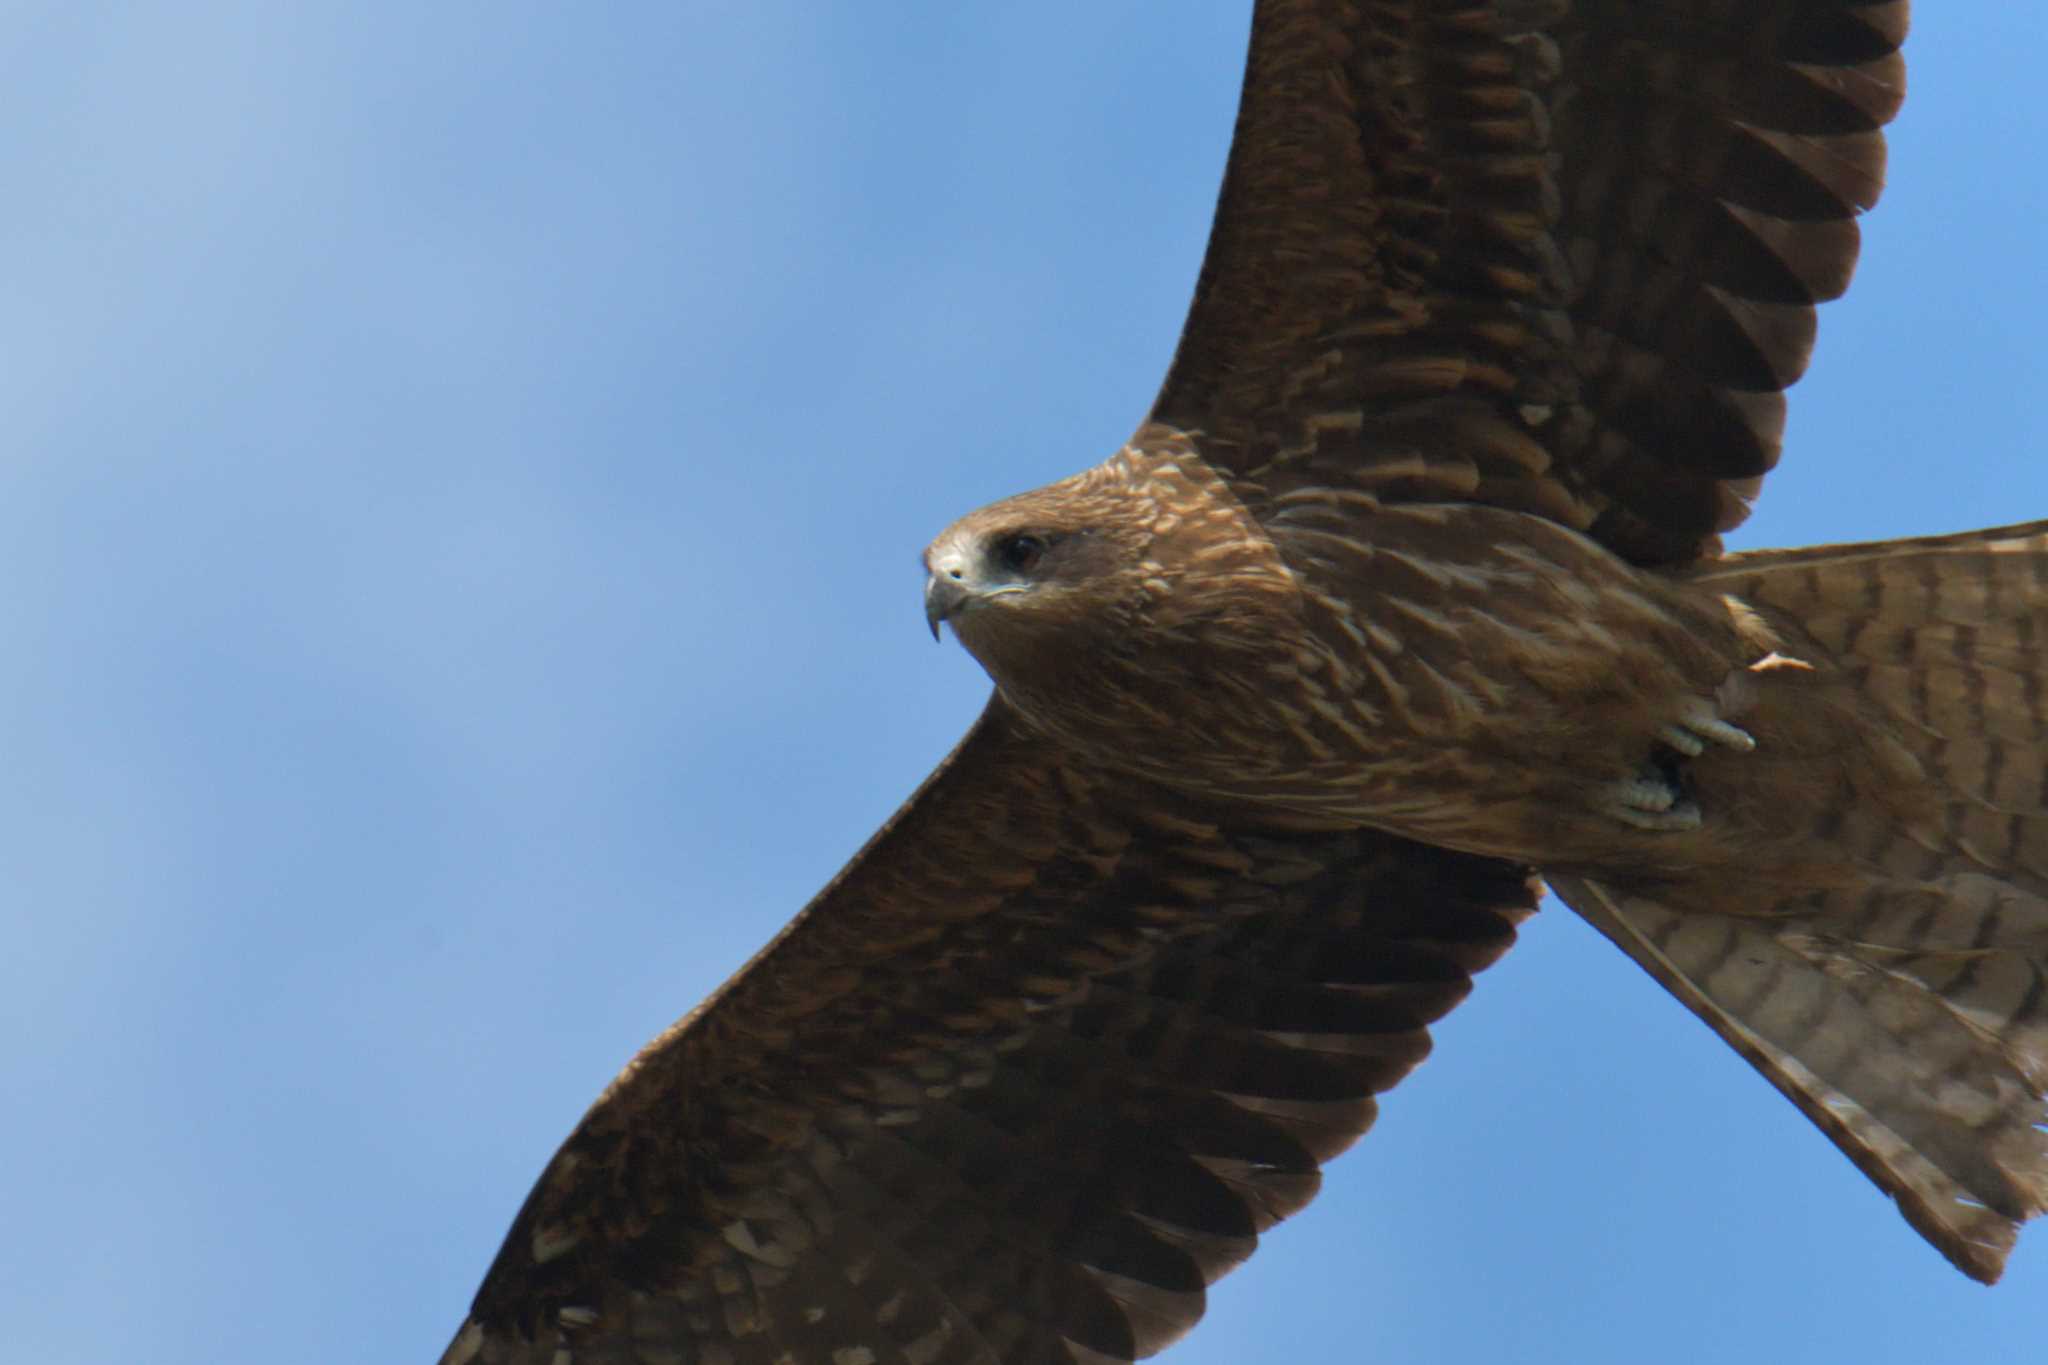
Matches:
[[1601, 772, 1701, 831], [1656, 697, 1755, 758], [1602, 698, 1752, 832]]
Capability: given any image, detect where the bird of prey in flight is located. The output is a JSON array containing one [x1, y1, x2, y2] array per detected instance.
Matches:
[[443, 3, 2047, 1361]]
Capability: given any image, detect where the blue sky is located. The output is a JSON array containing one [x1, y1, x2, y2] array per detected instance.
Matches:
[[5, 5, 2046, 1363]]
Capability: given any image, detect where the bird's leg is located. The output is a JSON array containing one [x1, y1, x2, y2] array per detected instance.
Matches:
[[1600, 698, 1755, 832]]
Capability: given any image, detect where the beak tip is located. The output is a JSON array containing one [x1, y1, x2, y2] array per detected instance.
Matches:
[[924, 572, 965, 643]]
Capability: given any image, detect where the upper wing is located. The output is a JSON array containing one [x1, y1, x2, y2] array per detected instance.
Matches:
[[442, 700, 1536, 1365], [1147, 0, 1907, 565]]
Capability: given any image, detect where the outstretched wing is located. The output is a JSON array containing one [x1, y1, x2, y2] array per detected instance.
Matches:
[[1149, 0, 1907, 565], [442, 701, 1536, 1365]]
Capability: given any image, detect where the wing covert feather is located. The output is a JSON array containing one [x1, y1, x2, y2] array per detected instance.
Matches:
[[443, 700, 1537, 1365], [1147, 0, 1907, 564]]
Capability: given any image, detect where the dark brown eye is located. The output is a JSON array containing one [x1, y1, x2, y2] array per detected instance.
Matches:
[[994, 533, 1047, 573]]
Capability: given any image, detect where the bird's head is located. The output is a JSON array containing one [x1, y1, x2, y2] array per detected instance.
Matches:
[[922, 470, 1151, 667], [921, 450, 1301, 697]]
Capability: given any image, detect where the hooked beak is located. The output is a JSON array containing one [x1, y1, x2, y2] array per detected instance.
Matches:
[[924, 573, 972, 641]]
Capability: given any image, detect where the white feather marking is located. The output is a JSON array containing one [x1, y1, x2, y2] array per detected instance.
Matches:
[[1362, 618, 1405, 654], [532, 1224, 582, 1265], [1412, 656, 1485, 726], [1279, 711, 1339, 761], [723, 1219, 799, 1268], [1360, 653, 1413, 722], [1379, 547, 1495, 591], [1379, 503, 1454, 526], [1187, 537, 1260, 564], [1384, 595, 1462, 637], [1306, 694, 1377, 747], [1272, 485, 1382, 512]]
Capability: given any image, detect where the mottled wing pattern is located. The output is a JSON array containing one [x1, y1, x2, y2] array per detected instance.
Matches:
[[1555, 523, 2048, 1280], [444, 702, 1538, 1365], [1148, 0, 1907, 564]]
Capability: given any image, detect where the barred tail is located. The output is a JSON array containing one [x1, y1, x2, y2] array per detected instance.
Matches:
[[1553, 521, 2048, 1282]]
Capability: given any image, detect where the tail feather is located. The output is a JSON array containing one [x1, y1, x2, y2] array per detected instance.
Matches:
[[1701, 519, 2048, 760], [1554, 522, 2048, 1282], [1551, 875, 2048, 1282]]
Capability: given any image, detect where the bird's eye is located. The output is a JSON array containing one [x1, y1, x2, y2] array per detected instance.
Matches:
[[995, 534, 1048, 573]]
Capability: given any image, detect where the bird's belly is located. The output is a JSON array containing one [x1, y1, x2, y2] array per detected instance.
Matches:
[[1046, 506, 1772, 875]]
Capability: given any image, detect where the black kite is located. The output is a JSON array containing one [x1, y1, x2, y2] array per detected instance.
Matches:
[[443, 4, 2048, 1362]]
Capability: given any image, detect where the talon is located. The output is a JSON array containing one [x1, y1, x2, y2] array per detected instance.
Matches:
[[1609, 800, 1703, 832], [1671, 698, 1755, 753], [1694, 716, 1755, 751], [1658, 724, 1706, 757], [1601, 774, 1701, 830], [1601, 769, 1702, 832], [1612, 776, 1677, 813]]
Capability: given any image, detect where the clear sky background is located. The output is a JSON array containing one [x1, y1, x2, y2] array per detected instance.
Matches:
[[6, 5, 2046, 1363]]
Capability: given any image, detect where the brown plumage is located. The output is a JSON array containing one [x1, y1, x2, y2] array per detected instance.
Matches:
[[442, 3, 2048, 1362]]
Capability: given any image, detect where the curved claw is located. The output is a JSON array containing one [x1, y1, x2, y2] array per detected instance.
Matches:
[[1613, 775, 1677, 813], [1658, 724, 1706, 757], [1617, 700, 1751, 833], [1602, 774, 1702, 831], [1667, 698, 1755, 754], [1610, 801, 1703, 832]]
